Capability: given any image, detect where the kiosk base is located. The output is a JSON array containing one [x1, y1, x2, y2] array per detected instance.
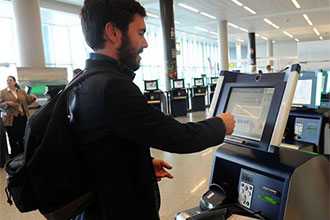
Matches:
[[192, 96, 206, 111], [171, 99, 187, 117]]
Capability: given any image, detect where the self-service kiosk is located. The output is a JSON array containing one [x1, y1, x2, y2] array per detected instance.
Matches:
[[282, 70, 330, 154], [143, 80, 163, 111], [191, 78, 207, 111], [170, 79, 187, 117], [209, 77, 219, 104], [176, 65, 329, 220]]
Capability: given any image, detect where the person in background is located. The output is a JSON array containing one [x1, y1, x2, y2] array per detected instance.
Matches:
[[0, 76, 37, 158], [73, 68, 82, 77], [266, 65, 272, 73]]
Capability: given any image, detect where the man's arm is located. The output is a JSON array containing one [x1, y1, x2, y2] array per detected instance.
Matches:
[[104, 77, 227, 154]]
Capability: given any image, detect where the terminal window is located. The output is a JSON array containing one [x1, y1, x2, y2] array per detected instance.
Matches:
[[225, 87, 275, 141]]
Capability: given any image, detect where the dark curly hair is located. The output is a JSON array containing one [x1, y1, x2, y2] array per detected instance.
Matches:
[[80, 0, 146, 50]]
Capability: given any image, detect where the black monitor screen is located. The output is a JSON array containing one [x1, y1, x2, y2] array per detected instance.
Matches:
[[145, 81, 158, 91], [225, 87, 275, 141], [194, 78, 204, 86], [211, 77, 218, 85], [173, 80, 184, 89]]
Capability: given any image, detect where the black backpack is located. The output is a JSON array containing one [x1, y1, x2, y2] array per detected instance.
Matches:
[[4, 66, 111, 220]]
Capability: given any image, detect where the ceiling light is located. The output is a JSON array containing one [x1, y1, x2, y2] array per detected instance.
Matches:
[[272, 24, 280, 29], [264, 18, 273, 25], [239, 27, 248, 32], [255, 33, 260, 37], [231, 0, 243, 7], [291, 0, 301, 9], [303, 14, 309, 21], [209, 31, 218, 35], [243, 6, 256, 15], [283, 31, 294, 38], [200, 12, 216, 19], [237, 39, 244, 42], [303, 14, 313, 26], [320, 36, 323, 40], [146, 12, 159, 18], [264, 18, 280, 29], [174, 21, 180, 24], [295, 38, 300, 42], [228, 23, 239, 29], [195, 27, 209, 32], [178, 3, 199, 13], [272, 40, 276, 43], [261, 36, 268, 40], [313, 28, 320, 36]]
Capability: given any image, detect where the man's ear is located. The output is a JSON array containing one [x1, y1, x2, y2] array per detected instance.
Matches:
[[104, 22, 121, 43]]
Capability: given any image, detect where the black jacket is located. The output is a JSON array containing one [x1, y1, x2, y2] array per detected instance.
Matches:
[[70, 53, 227, 220]]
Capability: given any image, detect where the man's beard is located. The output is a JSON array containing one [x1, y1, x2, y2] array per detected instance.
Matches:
[[118, 33, 143, 71]]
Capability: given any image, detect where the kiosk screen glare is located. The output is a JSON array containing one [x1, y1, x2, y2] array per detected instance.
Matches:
[[225, 87, 275, 141], [146, 81, 157, 90], [174, 80, 184, 89]]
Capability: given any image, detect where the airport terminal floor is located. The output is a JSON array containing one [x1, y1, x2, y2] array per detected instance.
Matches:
[[0, 111, 214, 220]]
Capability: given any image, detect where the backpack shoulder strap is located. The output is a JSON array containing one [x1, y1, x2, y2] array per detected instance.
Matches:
[[64, 66, 114, 93]]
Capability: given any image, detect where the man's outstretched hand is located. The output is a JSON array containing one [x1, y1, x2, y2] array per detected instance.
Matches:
[[152, 158, 174, 181]]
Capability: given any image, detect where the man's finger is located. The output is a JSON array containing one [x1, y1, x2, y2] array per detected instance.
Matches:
[[161, 160, 172, 169], [163, 172, 174, 179]]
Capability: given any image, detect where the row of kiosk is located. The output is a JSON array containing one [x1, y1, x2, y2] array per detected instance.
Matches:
[[144, 77, 219, 117]]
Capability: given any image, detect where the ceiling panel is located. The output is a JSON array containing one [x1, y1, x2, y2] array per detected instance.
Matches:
[[53, 0, 330, 43]]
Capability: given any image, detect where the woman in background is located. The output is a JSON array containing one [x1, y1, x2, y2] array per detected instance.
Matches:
[[0, 76, 37, 158]]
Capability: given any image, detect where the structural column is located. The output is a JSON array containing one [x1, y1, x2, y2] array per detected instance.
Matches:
[[236, 42, 242, 68], [248, 32, 256, 72], [159, 0, 177, 90], [218, 20, 229, 71], [267, 40, 274, 67], [12, 0, 45, 67]]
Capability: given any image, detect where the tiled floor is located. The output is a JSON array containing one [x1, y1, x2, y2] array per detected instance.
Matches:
[[0, 110, 222, 220]]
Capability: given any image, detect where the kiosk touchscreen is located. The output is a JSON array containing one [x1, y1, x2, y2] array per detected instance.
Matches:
[[144, 80, 158, 91], [211, 77, 219, 85], [176, 65, 329, 220], [173, 79, 184, 89], [194, 78, 204, 87], [292, 71, 323, 109], [321, 70, 330, 95]]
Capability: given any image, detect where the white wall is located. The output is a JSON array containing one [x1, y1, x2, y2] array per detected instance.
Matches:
[[274, 42, 298, 57], [256, 41, 298, 58], [298, 40, 330, 70]]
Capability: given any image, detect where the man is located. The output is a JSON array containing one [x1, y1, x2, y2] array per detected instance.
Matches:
[[72, 0, 235, 219]]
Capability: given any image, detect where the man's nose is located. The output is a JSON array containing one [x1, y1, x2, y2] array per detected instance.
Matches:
[[143, 37, 148, 49]]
